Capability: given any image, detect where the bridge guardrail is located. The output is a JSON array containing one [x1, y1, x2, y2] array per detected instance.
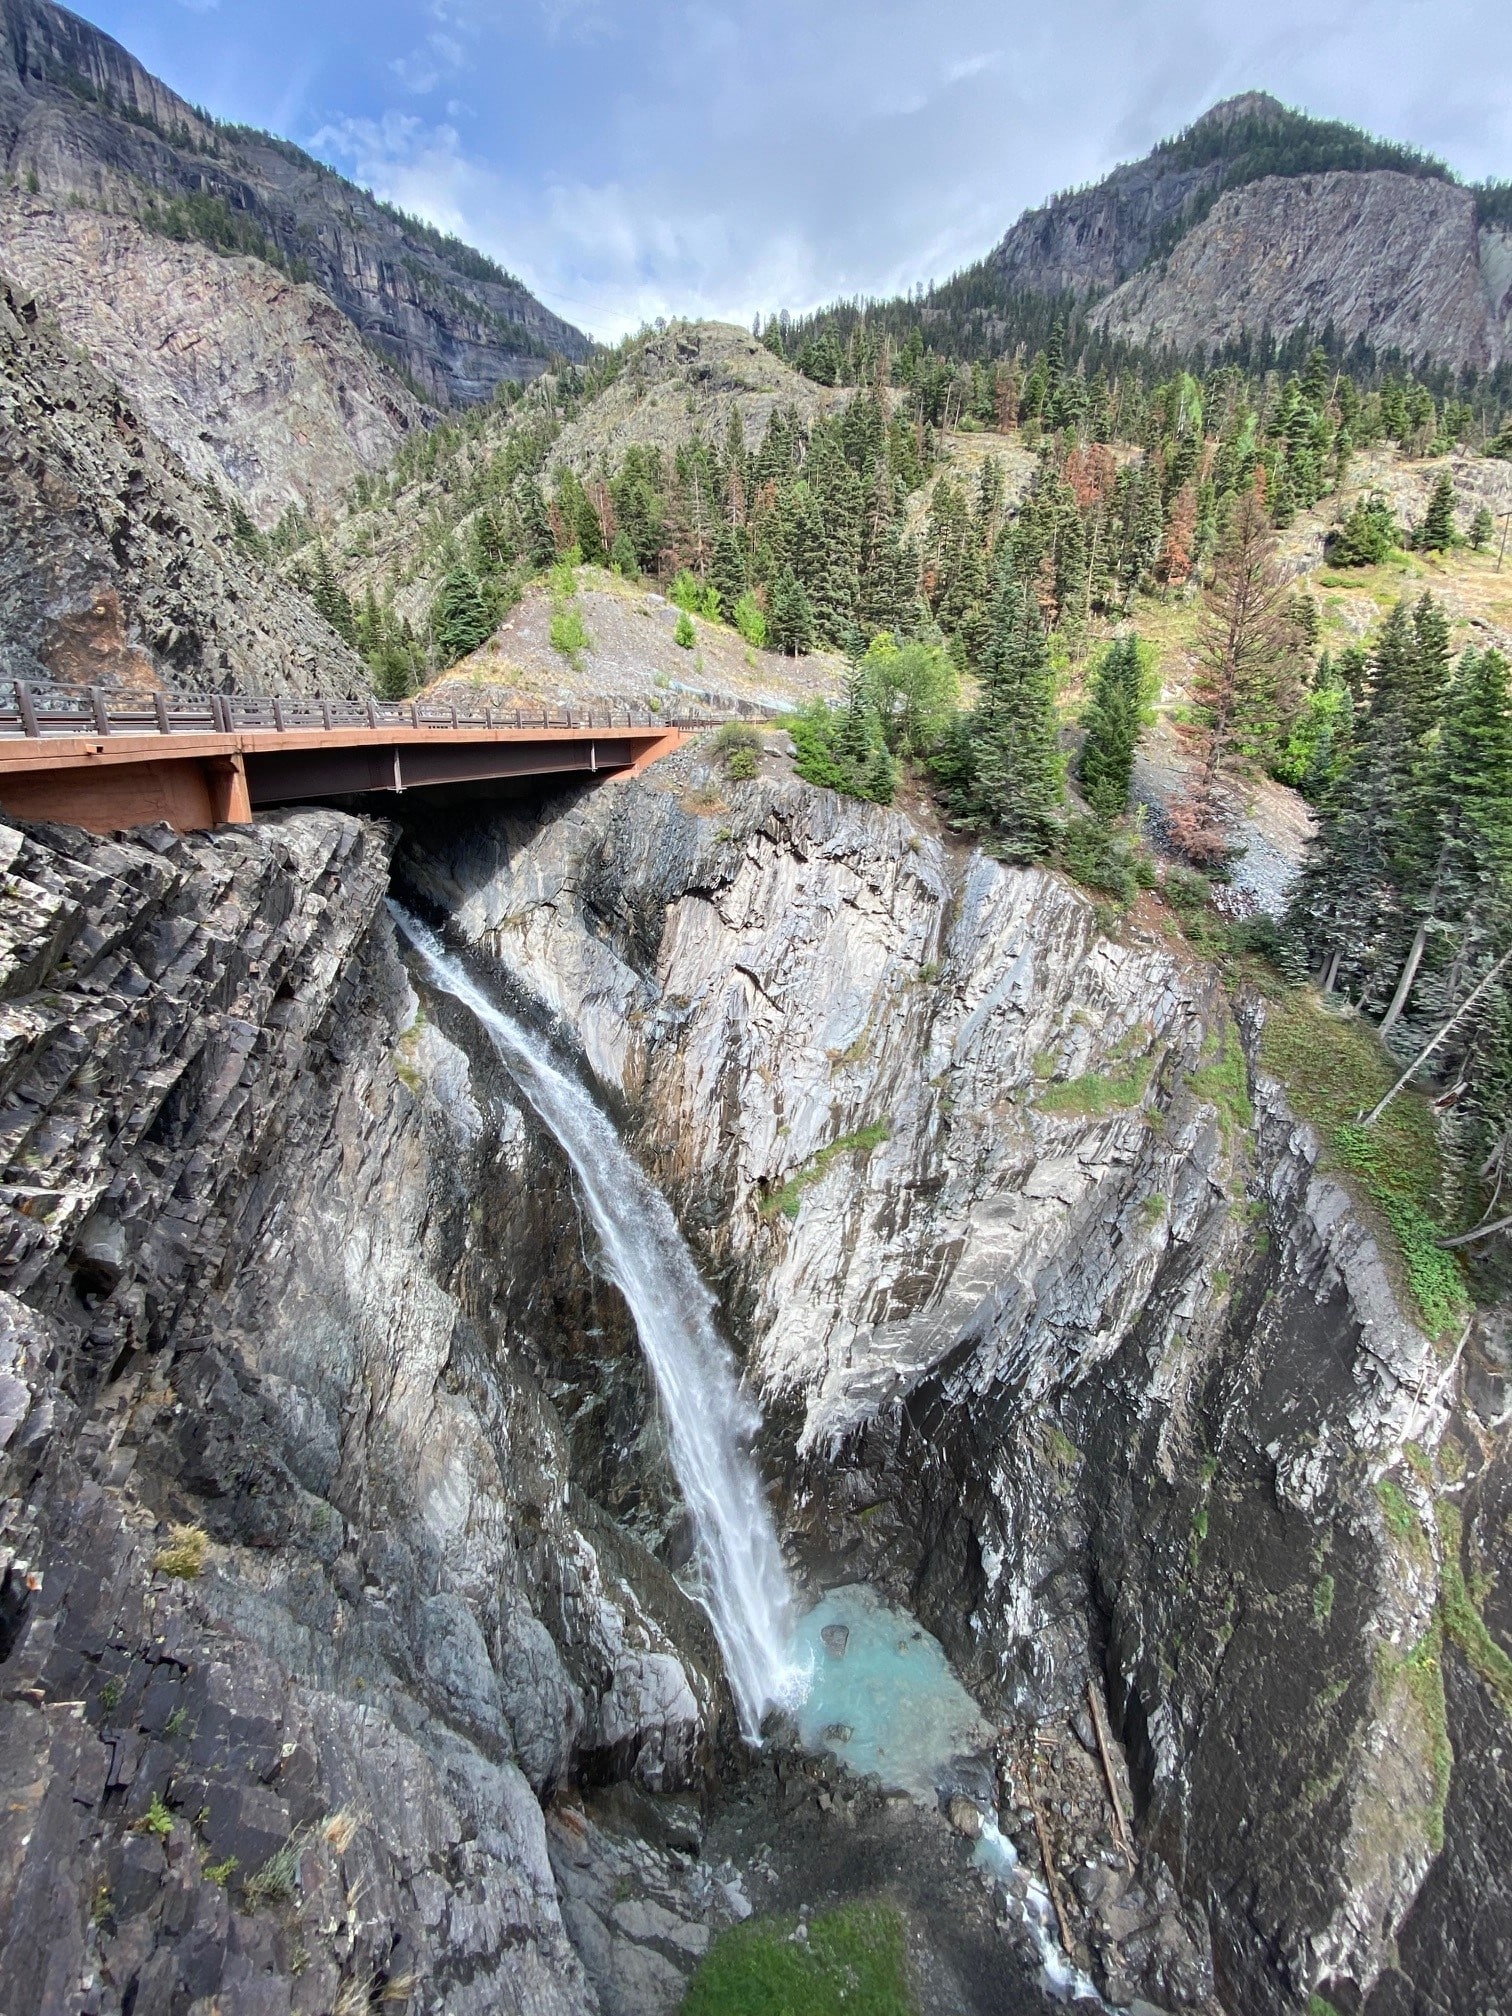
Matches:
[[0, 681, 731, 741]]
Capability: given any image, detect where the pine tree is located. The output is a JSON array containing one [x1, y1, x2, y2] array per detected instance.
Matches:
[[309, 543, 358, 646], [945, 557, 1064, 859], [1380, 646, 1512, 1033], [432, 566, 493, 665], [1421, 470, 1457, 551], [1288, 596, 1451, 994], [1078, 635, 1145, 821], [1170, 486, 1299, 864], [1469, 506, 1495, 551], [1329, 492, 1397, 567], [514, 477, 556, 569], [768, 567, 815, 655], [711, 525, 747, 616]]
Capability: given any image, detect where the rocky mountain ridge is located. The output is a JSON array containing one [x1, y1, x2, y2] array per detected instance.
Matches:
[[981, 91, 1510, 369], [1092, 169, 1512, 369], [0, 193, 428, 527], [0, 276, 366, 693], [0, 0, 590, 407]]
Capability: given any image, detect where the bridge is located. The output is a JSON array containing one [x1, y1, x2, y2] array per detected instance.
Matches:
[[0, 682, 704, 835]]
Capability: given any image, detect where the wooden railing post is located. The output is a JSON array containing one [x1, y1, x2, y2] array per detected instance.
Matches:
[[154, 691, 171, 734]]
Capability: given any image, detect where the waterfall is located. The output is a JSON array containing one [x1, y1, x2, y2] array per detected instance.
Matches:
[[391, 904, 803, 1742]]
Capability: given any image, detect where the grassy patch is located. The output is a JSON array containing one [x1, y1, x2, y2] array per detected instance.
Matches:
[[1377, 1479, 1429, 1559], [1436, 1502, 1512, 1719], [1259, 993, 1466, 1335], [1379, 1627, 1452, 1852], [1037, 1051, 1154, 1118], [245, 1842, 299, 1907], [761, 1122, 890, 1223], [1188, 1022, 1253, 1141], [1313, 1574, 1336, 1623], [681, 1901, 915, 2016]]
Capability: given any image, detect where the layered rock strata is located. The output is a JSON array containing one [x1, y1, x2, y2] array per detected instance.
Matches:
[[407, 751, 1509, 2016], [0, 197, 427, 527], [0, 806, 720, 2015], [0, 278, 365, 694]]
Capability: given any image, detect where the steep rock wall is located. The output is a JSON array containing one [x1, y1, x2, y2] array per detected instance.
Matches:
[[1091, 171, 1510, 370], [0, 806, 720, 2016], [406, 756, 1507, 2016], [0, 197, 426, 527], [0, 0, 589, 405], [0, 278, 365, 694]]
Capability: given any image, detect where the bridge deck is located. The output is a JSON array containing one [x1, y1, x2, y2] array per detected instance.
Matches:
[[0, 683, 702, 834]]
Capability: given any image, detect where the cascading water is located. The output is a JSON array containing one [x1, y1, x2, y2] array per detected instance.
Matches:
[[391, 903, 804, 1742]]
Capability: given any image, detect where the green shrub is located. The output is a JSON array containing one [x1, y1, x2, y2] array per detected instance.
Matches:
[[550, 604, 591, 666], [715, 721, 763, 781], [136, 1794, 174, 1839], [733, 591, 768, 648], [1060, 815, 1152, 903], [674, 609, 696, 649], [670, 569, 720, 619], [787, 699, 897, 805]]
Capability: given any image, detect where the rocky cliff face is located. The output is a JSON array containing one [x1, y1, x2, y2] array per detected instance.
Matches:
[[0, 0, 589, 406], [0, 747, 1505, 2016], [0, 277, 365, 693], [0, 803, 739, 2015], [985, 91, 1512, 371], [1092, 171, 1512, 370], [405, 750, 1511, 2016], [0, 196, 427, 527]]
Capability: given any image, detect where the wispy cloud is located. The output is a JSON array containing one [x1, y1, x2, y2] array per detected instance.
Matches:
[[106, 0, 1512, 342]]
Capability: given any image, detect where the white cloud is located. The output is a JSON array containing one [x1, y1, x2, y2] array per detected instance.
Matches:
[[295, 0, 1512, 342]]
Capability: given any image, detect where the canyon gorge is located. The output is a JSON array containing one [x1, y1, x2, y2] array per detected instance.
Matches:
[[0, 740, 1505, 2016]]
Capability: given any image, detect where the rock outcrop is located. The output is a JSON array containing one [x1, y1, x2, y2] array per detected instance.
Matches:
[[0, 196, 427, 527], [405, 751, 1510, 2016], [0, 278, 365, 693], [0, 0, 589, 405], [0, 805, 722, 2014], [1092, 171, 1512, 370], [985, 91, 1512, 370], [548, 322, 844, 473]]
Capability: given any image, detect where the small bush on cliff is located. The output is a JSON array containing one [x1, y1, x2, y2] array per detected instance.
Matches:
[[153, 1524, 208, 1580], [715, 721, 763, 781]]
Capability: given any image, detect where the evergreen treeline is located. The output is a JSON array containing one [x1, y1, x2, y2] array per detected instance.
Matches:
[[1288, 607, 1512, 1214]]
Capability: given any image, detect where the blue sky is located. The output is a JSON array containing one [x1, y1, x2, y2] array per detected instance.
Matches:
[[80, 0, 1512, 341]]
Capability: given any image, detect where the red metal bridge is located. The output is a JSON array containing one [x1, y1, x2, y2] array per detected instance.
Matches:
[[0, 683, 704, 835]]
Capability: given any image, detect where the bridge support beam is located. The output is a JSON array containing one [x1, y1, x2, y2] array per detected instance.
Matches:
[[0, 725, 690, 836]]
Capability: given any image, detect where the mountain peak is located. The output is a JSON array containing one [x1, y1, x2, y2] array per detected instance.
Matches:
[[1187, 90, 1289, 132]]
